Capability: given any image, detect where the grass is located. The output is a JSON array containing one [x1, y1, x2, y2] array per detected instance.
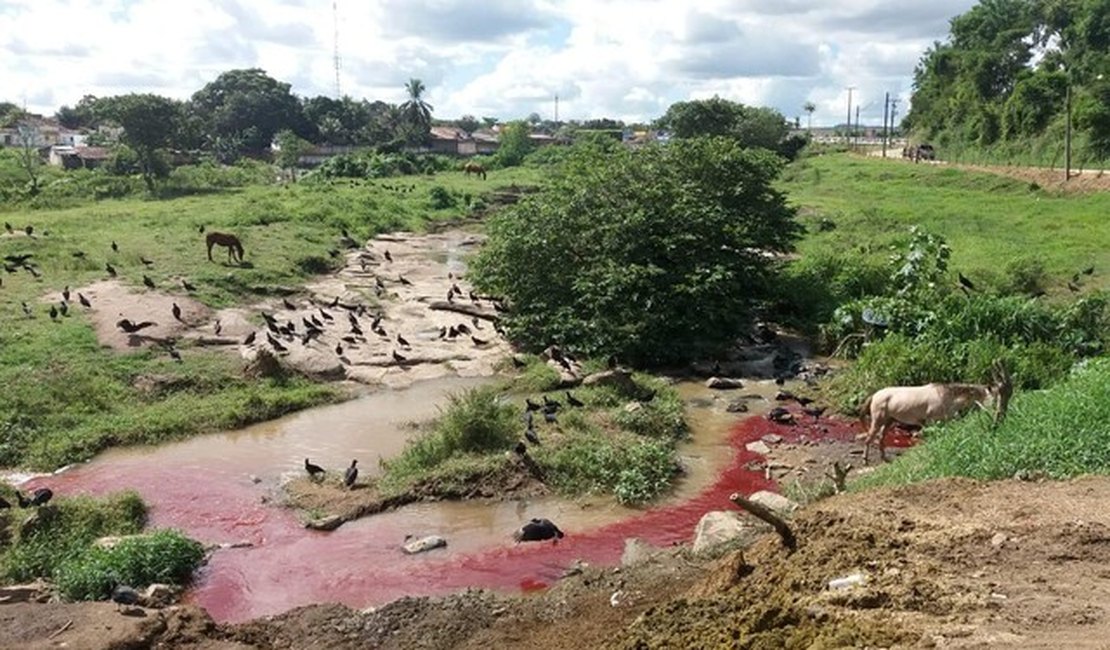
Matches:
[[379, 369, 688, 505], [0, 166, 542, 471], [854, 358, 1110, 489], [781, 153, 1110, 298], [0, 490, 204, 600]]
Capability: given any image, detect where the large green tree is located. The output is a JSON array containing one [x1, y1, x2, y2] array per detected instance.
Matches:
[[907, 0, 1110, 156], [470, 137, 801, 365], [96, 94, 181, 191], [655, 97, 792, 154], [190, 68, 307, 158], [399, 78, 433, 145]]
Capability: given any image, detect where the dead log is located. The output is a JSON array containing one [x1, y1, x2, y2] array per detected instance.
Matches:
[[729, 492, 797, 551], [427, 301, 499, 321]]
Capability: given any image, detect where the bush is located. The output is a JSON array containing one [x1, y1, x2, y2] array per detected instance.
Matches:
[[1, 492, 146, 584], [54, 529, 205, 601], [428, 185, 456, 209], [471, 137, 801, 365], [534, 432, 677, 505], [380, 387, 519, 489]]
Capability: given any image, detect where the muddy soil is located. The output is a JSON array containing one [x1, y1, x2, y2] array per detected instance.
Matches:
[[10, 476, 1110, 649], [73, 229, 511, 387]]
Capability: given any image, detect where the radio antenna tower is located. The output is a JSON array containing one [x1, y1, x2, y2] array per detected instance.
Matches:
[[332, 0, 342, 97]]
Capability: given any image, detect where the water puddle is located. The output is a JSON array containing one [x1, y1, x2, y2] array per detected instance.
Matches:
[[23, 376, 858, 623]]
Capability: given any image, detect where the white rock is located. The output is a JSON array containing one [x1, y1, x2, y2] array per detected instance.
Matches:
[[402, 535, 447, 554], [761, 434, 783, 444], [990, 533, 1007, 548], [692, 511, 763, 554], [745, 441, 771, 455], [705, 377, 744, 390], [748, 490, 799, 516], [621, 538, 654, 567]]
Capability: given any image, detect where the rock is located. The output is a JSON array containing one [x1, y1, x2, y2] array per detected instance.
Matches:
[[620, 538, 654, 567], [725, 400, 748, 413], [828, 572, 867, 589], [692, 511, 763, 554], [402, 535, 447, 554], [141, 583, 179, 608], [583, 369, 638, 394], [705, 377, 744, 390], [305, 515, 344, 531], [546, 359, 583, 388], [249, 475, 262, 484], [990, 532, 1008, 548], [748, 490, 799, 516], [761, 434, 783, 444], [745, 441, 771, 455], [0, 580, 49, 603], [623, 401, 643, 413]]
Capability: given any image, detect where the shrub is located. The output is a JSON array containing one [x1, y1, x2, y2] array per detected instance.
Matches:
[[54, 529, 205, 600], [471, 137, 801, 365], [534, 432, 677, 505], [428, 185, 456, 209]]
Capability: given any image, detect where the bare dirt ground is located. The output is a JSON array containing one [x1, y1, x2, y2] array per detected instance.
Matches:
[[869, 148, 1110, 193], [69, 227, 511, 386], [9, 476, 1110, 649]]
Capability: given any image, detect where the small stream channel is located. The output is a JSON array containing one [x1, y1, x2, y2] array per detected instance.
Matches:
[[22, 376, 860, 623]]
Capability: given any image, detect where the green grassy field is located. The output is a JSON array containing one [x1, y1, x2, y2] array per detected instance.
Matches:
[[0, 167, 541, 470], [781, 154, 1110, 296]]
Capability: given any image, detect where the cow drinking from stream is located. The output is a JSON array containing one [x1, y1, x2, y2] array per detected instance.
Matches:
[[860, 361, 1012, 464]]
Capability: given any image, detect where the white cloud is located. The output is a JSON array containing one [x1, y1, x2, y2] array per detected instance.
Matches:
[[0, 0, 979, 125]]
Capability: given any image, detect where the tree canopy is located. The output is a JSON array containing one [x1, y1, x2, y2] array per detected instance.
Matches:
[[470, 137, 801, 365], [97, 93, 181, 190], [190, 68, 307, 157], [906, 0, 1110, 157], [399, 78, 433, 145], [655, 96, 796, 157]]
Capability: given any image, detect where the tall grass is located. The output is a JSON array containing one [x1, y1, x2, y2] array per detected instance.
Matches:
[[855, 358, 1110, 488], [54, 529, 205, 601]]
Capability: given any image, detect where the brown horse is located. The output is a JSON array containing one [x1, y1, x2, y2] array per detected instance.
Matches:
[[206, 232, 244, 264], [463, 162, 487, 180]]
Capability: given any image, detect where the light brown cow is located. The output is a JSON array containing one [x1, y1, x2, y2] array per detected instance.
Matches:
[[860, 362, 1012, 463]]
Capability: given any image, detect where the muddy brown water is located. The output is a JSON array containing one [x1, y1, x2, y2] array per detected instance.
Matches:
[[23, 376, 808, 623]]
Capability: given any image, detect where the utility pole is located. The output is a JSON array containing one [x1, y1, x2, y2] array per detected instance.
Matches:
[[889, 98, 900, 142], [882, 92, 890, 158], [1065, 80, 1072, 181], [332, 0, 342, 97], [554, 94, 559, 123], [854, 105, 860, 149], [845, 86, 855, 145]]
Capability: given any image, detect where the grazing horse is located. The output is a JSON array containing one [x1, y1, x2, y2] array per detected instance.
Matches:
[[206, 232, 244, 264], [462, 162, 487, 180], [859, 361, 1012, 464]]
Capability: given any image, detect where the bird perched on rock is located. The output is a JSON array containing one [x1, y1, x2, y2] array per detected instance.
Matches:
[[384, 250, 393, 263], [267, 333, 288, 352], [172, 303, 183, 322], [111, 584, 141, 612], [142, 275, 156, 290], [117, 319, 157, 334], [15, 488, 53, 508], [344, 459, 359, 489], [471, 335, 488, 346], [767, 407, 794, 424], [397, 275, 412, 286], [513, 518, 564, 544], [282, 298, 296, 310], [79, 293, 92, 308], [243, 331, 257, 345], [397, 333, 411, 348], [304, 458, 325, 480], [392, 350, 407, 364]]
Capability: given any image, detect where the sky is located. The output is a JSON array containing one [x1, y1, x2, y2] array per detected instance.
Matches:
[[0, 0, 980, 126]]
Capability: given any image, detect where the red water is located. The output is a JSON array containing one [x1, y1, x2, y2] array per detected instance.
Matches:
[[25, 405, 903, 623]]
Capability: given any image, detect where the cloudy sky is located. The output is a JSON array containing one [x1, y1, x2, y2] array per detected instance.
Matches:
[[0, 0, 979, 126]]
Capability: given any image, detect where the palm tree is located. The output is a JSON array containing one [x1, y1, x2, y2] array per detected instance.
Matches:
[[400, 78, 433, 145], [803, 101, 816, 132]]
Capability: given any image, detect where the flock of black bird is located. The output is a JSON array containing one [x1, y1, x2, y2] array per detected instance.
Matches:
[[242, 241, 509, 368]]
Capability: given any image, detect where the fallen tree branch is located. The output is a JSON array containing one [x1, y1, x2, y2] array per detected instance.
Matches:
[[427, 301, 500, 320], [48, 620, 73, 639], [729, 492, 797, 551]]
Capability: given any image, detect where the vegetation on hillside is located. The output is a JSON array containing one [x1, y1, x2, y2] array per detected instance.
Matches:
[[471, 137, 801, 366], [0, 491, 205, 601], [906, 0, 1110, 165]]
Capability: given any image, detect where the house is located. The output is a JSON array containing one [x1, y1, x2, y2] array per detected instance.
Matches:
[[428, 126, 477, 156], [48, 145, 110, 169], [471, 129, 500, 154]]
